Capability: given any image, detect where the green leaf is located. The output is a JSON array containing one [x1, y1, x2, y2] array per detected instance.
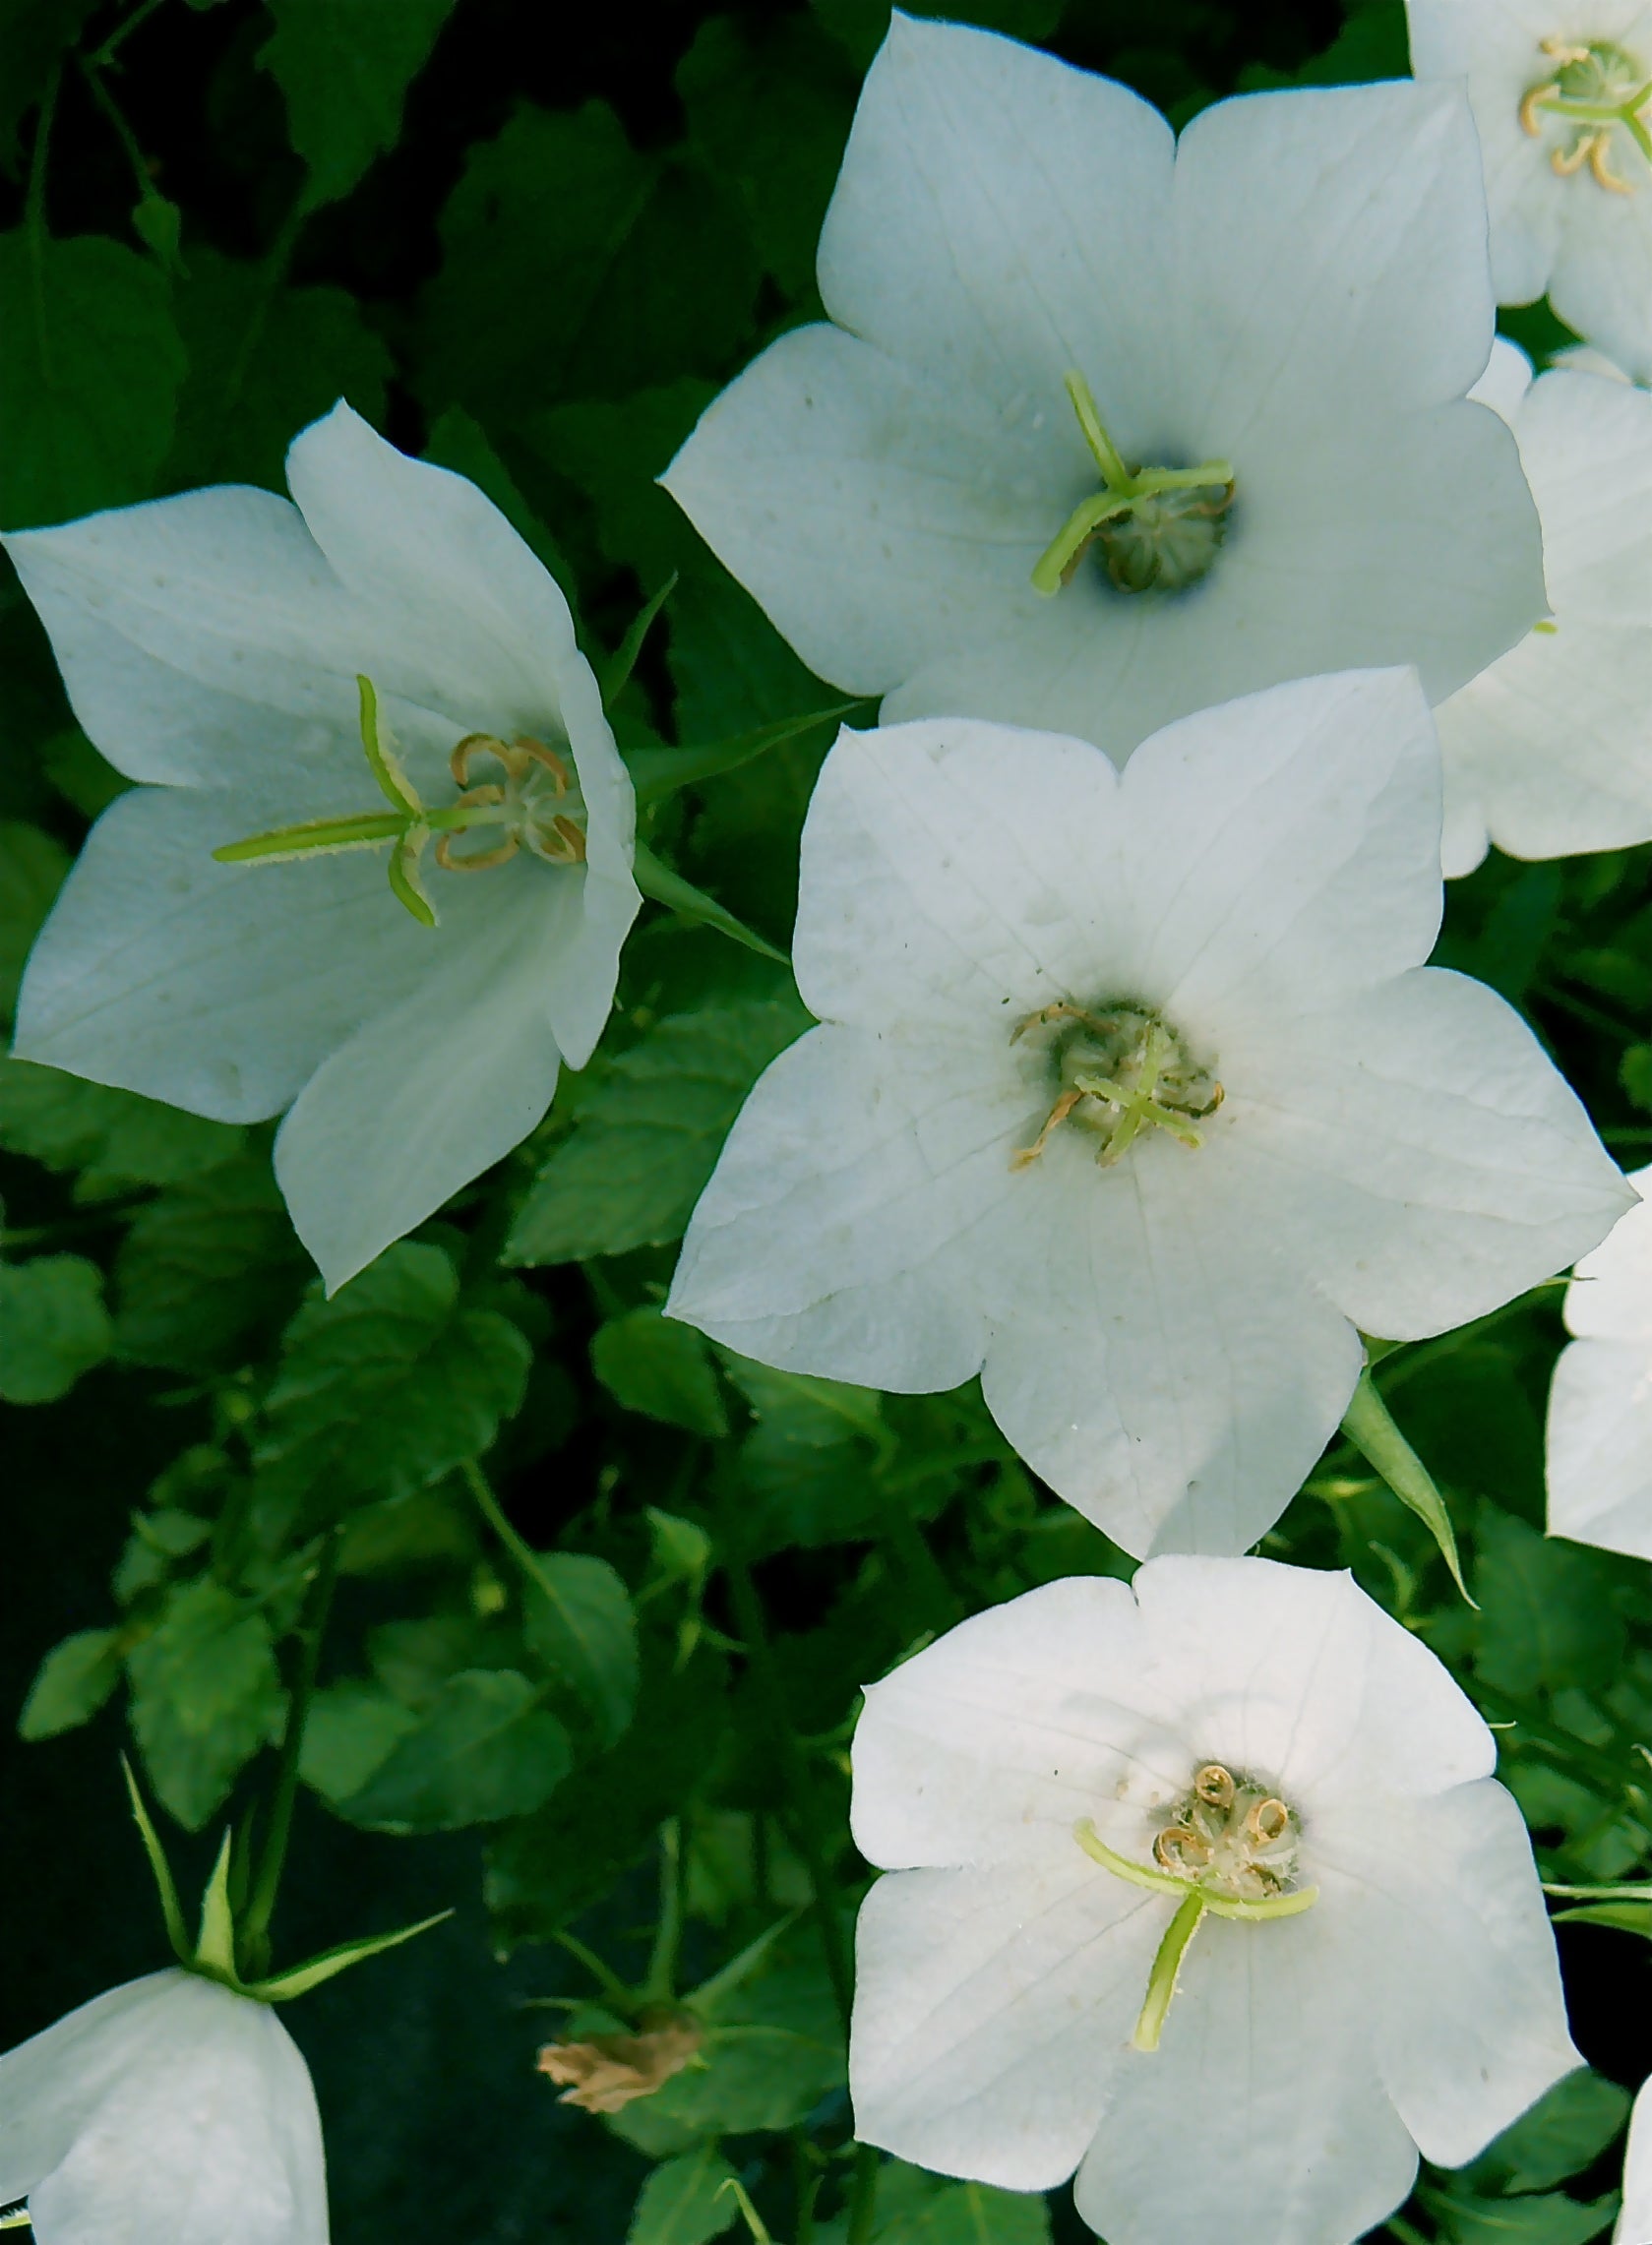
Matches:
[[127, 1577, 285, 1830], [628, 2146, 740, 2245], [1475, 1507, 1626, 1700], [0, 1252, 111, 1401], [592, 1306, 728, 1438], [633, 843, 787, 963], [1431, 2192, 1618, 2245], [0, 229, 186, 529], [18, 1626, 123, 1739], [0, 1053, 245, 1194], [0, 1, 97, 170], [677, 14, 856, 300], [0, 819, 68, 1016], [260, 0, 459, 208], [253, 1243, 531, 1516], [486, 1640, 727, 1944], [299, 1677, 420, 1803], [416, 101, 760, 422], [810, 0, 1065, 71], [336, 1669, 572, 1833], [522, 378, 712, 585], [1341, 1368, 1473, 1604], [1465, 2070, 1631, 2197], [507, 1001, 807, 1265], [626, 705, 857, 811], [718, 1356, 889, 1559], [422, 405, 579, 611], [894, 2184, 1053, 2245], [520, 1550, 640, 1749], [113, 1155, 309, 1373], [164, 246, 394, 490]]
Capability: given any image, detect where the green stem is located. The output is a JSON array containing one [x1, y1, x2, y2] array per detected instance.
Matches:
[[1132, 1891, 1205, 2052], [879, 1503, 957, 1633], [26, 62, 58, 244], [844, 2144, 880, 2245], [77, 49, 152, 201], [241, 1531, 341, 1978], [1386, 2218, 1432, 2245], [553, 1929, 638, 2013], [1340, 1367, 1472, 1605], [724, 1557, 854, 2033], [461, 1458, 555, 1604], [87, 0, 170, 69], [640, 1820, 684, 2006]]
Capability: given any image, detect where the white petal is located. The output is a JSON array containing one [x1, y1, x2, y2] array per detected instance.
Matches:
[[0, 1972, 328, 2245], [1547, 1338, 1652, 1559], [1471, 337, 1537, 424], [849, 1576, 1156, 1871], [13, 784, 442, 1122], [275, 863, 571, 1293], [1564, 1167, 1652, 1338], [1072, 1902, 1419, 2245], [1617, 2073, 1652, 2245], [975, 1145, 1367, 1559], [1221, 968, 1632, 1340], [1129, 1556, 1496, 1802], [849, 1854, 1159, 2192], [1172, 82, 1497, 446], [1550, 167, 1652, 390], [792, 717, 1127, 1035], [1319, 1784, 1578, 2166], [666, 1023, 1019, 1391], [818, 16, 1174, 423]]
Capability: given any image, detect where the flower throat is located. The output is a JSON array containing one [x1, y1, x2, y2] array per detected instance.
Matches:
[[1032, 370, 1235, 598]]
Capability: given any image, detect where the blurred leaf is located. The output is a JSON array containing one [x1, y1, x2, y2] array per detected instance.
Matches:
[[523, 378, 711, 584], [1475, 1507, 1625, 1699], [634, 841, 788, 962], [40, 726, 129, 818], [260, 0, 459, 208], [417, 101, 760, 422], [0, 0, 97, 170], [299, 1677, 420, 1802], [126, 1576, 285, 1829], [506, 1000, 807, 1265], [891, 2183, 1053, 2245], [0, 1251, 111, 1401], [113, 1154, 309, 1372], [18, 1625, 123, 1739], [253, 1242, 531, 1513], [164, 246, 393, 489], [677, 16, 855, 300], [0, 819, 68, 1015], [811, 0, 1065, 71], [337, 1668, 571, 1833], [422, 405, 578, 609], [1431, 2192, 1617, 2245], [627, 2145, 739, 2245], [1239, 0, 1410, 89], [486, 1640, 727, 1944], [1464, 2070, 1631, 2197], [0, 1053, 245, 1194], [130, 191, 184, 274], [521, 1550, 640, 1749], [592, 1306, 728, 1438], [0, 229, 185, 528]]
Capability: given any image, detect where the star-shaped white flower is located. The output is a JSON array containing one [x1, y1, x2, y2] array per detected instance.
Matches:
[[4, 403, 640, 1294], [1617, 2073, 1652, 2242], [666, 669, 1628, 1558], [1409, 0, 1652, 383], [1547, 1162, 1652, 1558], [848, 1558, 1578, 2245], [661, 14, 1544, 765], [1438, 337, 1652, 872], [0, 1971, 328, 2245]]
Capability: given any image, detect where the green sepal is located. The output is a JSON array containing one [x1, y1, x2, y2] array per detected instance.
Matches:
[[241, 1909, 455, 2002], [625, 703, 861, 810], [195, 1829, 238, 1979], [632, 842, 787, 965], [1552, 1902, 1652, 1936], [600, 573, 678, 710], [122, 1756, 192, 1966], [1340, 1364, 1476, 1607]]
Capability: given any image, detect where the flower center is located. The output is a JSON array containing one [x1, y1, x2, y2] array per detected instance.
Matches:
[[1074, 1761, 1315, 2053], [1032, 370, 1235, 599], [1521, 36, 1652, 191], [213, 676, 587, 928], [1010, 1000, 1222, 1172]]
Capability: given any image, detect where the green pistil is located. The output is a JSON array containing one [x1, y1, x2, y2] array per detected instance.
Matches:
[[1522, 40, 1652, 182], [1032, 370, 1234, 598]]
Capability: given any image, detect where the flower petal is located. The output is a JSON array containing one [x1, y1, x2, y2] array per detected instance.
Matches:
[[1564, 1167, 1652, 1340], [849, 1853, 1159, 2192], [275, 863, 570, 1292], [1221, 967, 1632, 1340], [13, 784, 440, 1122], [1617, 2073, 1652, 2245], [1072, 1901, 1419, 2245], [1547, 1338, 1652, 1559], [0, 1972, 328, 2245], [1322, 1783, 1578, 2166]]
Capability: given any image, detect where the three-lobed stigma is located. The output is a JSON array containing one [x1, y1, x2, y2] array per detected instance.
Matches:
[[1010, 1000, 1223, 1173], [1521, 35, 1652, 191]]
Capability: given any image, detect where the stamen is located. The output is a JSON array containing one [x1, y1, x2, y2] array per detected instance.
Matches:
[[1520, 36, 1652, 189], [1011, 1088, 1084, 1171], [436, 832, 520, 873], [1193, 1764, 1236, 1809]]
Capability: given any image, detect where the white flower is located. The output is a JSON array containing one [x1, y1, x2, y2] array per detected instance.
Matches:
[[0, 1970, 328, 2245], [848, 1557, 1577, 2245], [4, 402, 640, 1294], [1408, 0, 1652, 383], [1617, 2073, 1652, 2243], [666, 669, 1628, 1558], [661, 14, 1543, 765], [1437, 338, 1652, 873], [1547, 1162, 1652, 1558]]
